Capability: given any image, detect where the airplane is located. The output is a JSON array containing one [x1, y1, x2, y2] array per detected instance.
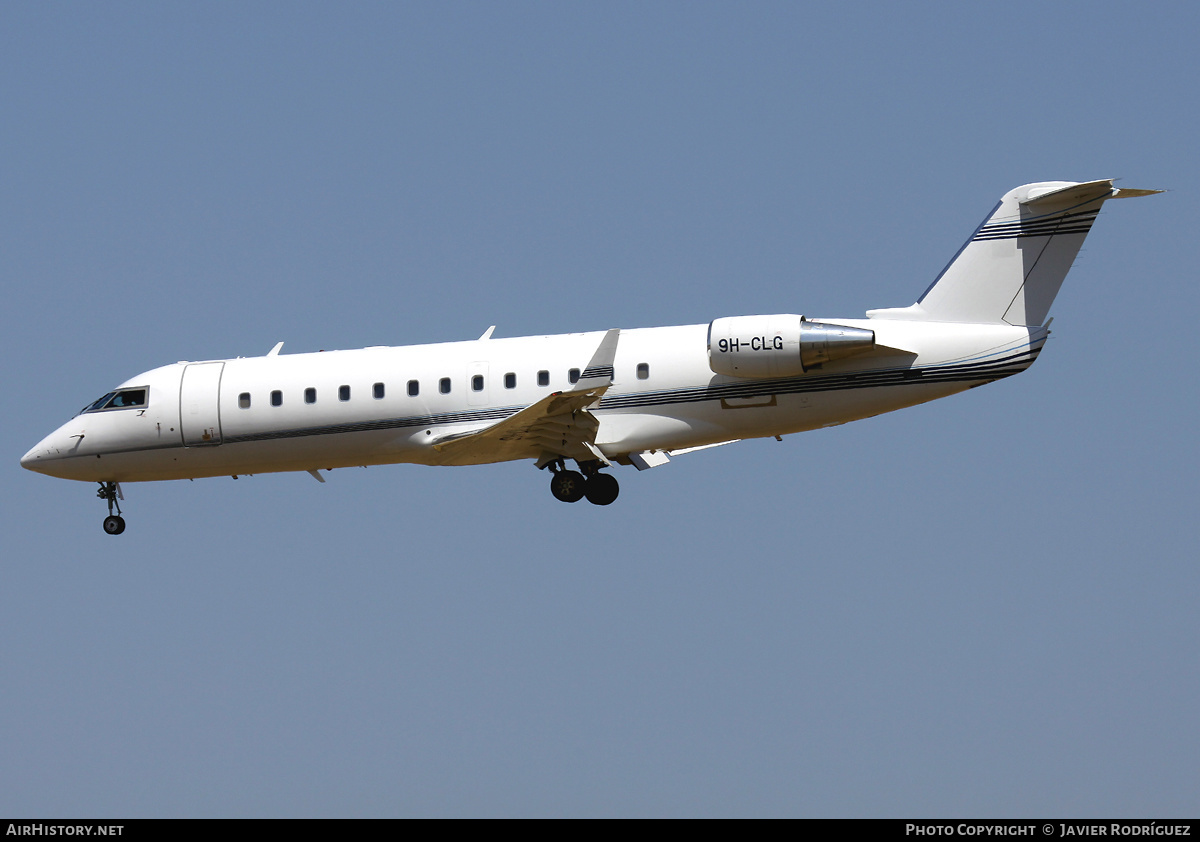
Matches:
[[21, 179, 1159, 534]]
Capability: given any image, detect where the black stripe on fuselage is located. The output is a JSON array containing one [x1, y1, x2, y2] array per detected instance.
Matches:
[[222, 405, 515, 444], [219, 347, 1041, 446], [599, 347, 1039, 410]]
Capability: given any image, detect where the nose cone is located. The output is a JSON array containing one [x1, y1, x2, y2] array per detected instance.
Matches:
[[21, 424, 84, 478], [21, 436, 56, 474]]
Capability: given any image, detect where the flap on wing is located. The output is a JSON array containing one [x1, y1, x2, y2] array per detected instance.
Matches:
[[629, 450, 671, 470], [667, 440, 741, 457]]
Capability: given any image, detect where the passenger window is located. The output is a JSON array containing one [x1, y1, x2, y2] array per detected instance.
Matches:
[[373, 382, 385, 399], [408, 380, 419, 397], [568, 368, 580, 384], [537, 370, 549, 387], [637, 363, 650, 380], [271, 390, 282, 407], [339, 385, 351, 401], [305, 388, 316, 404], [472, 375, 484, 392], [505, 373, 516, 389], [439, 378, 451, 394], [238, 393, 251, 409]]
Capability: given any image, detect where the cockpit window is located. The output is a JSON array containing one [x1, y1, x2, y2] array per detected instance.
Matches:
[[83, 392, 116, 414], [109, 389, 147, 408], [82, 388, 148, 414]]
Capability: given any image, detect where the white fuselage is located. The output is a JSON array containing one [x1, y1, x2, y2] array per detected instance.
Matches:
[[21, 318, 1045, 484]]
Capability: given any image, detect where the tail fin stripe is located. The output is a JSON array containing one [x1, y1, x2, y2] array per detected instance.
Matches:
[[973, 209, 1100, 241], [985, 207, 1100, 228], [973, 224, 1095, 242], [978, 213, 1099, 235]]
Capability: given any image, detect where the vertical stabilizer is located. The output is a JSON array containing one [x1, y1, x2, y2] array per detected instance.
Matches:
[[867, 180, 1160, 326]]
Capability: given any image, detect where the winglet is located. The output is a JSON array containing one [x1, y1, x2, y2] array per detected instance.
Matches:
[[573, 329, 620, 390], [267, 342, 285, 357]]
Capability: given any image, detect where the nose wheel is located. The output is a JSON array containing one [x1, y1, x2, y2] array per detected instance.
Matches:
[[97, 482, 126, 535]]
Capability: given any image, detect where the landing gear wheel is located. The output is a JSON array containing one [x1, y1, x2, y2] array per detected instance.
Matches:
[[97, 481, 126, 534], [583, 473, 620, 506], [550, 470, 587, 503]]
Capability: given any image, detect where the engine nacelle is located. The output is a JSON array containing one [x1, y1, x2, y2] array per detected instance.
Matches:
[[708, 315, 876, 378]]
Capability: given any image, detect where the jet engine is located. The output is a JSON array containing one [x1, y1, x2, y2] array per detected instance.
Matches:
[[708, 315, 876, 378]]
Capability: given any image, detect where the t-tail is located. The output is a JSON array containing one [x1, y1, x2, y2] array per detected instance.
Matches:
[[867, 180, 1161, 326]]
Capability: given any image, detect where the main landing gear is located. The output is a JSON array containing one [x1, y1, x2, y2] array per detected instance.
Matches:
[[97, 481, 125, 535], [547, 460, 620, 506]]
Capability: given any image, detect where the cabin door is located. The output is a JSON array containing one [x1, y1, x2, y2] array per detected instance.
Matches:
[[179, 362, 225, 446]]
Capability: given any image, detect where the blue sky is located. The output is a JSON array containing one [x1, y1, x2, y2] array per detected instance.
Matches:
[[3, 1, 1197, 817]]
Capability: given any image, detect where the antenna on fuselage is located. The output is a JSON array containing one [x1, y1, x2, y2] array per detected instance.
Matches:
[[267, 342, 284, 356]]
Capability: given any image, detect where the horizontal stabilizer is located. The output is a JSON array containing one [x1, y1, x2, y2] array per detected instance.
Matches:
[[1019, 179, 1116, 208], [1111, 187, 1165, 200]]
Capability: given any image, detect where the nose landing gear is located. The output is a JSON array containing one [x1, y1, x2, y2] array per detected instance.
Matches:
[[546, 460, 620, 506], [97, 482, 125, 535]]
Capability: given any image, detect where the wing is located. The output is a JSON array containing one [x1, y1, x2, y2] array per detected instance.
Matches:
[[429, 329, 620, 466]]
